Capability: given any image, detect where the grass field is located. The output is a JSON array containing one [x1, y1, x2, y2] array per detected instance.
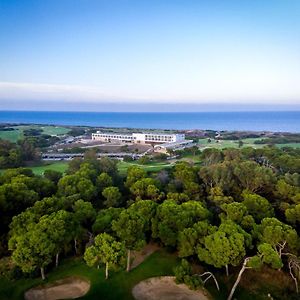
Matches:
[[198, 138, 266, 149], [0, 125, 70, 142], [28, 161, 69, 175], [0, 129, 22, 143], [198, 138, 300, 149], [118, 161, 173, 175]]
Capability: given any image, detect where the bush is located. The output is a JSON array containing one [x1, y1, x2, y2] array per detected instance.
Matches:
[[174, 259, 203, 290]]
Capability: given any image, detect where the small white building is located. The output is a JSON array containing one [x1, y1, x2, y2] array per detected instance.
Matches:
[[92, 131, 185, 144]]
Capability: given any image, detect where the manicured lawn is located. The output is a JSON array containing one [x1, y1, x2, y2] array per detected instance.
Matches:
[[198, 138, 265, 149], [29, 161, 69, 175], [118, 161, 173, 176], [0, 249, 179, 300], [39, 125, 70, 136]]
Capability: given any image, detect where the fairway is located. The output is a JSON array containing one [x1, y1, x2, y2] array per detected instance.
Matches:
[[118, 161, 173, 175], [29, 161, 69, 175]]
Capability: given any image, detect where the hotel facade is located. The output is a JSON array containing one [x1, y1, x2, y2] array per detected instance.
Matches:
[[92, 131, 185, 144]]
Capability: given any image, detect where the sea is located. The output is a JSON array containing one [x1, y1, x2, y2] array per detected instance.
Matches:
[[0, 111, 299, 133]]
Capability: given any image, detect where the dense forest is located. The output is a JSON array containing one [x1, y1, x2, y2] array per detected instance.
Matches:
[[0, 146, 300, 299]]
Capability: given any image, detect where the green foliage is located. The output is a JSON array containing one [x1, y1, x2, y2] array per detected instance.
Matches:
[[152, 200, 210, 247], [112, 209, 146, 251], [84, 233, 125, 278], [97, 172, 113, 191], [242, 191, 274, 222], [92, 208, 124, 234], [178, 221, 216, 257], [130, 178, 161, 201], [58, 174, 96, 201], [174, 259, 192, 283], [197, 221, 251, 270], [285, 204, 300, 225], [254, 217, 300, 253], [102, 186, 122, 208], [125, 166, 146, 188], [174, 259, 202, 290]]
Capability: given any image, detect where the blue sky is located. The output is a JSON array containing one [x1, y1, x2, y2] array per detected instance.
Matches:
[[0, 0, 300, 111]]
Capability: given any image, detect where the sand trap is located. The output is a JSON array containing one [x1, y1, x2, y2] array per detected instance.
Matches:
[[25, 276, 90, 300], [132, 276, 210, 300], [131, 243, 160, 269]]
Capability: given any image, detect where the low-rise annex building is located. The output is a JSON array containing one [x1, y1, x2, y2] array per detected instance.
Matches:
[[92, 131, 185, 144]]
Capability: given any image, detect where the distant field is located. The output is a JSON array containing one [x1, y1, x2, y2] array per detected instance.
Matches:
[[275, 143, 300, 149], [25, 160, 171, 176], [0, 125, 70, 142], [29, 161, 69, 175], [0, 129, 22, 142], [199, 138, 265, 149]]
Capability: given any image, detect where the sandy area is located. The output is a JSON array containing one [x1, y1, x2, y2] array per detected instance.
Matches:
[[24, 276, 90, 300], [131, 243, 160, 269], [132, 276, 210, 300]]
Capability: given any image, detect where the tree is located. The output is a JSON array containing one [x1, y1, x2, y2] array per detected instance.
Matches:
[[102, 187, 122, 208], [286, 204, 300, 225], [57, 174, 96, 201], [152, 200, 210, 247], [228, 243, 283, 300], [9, 212, 69, 280], [44, 169, 62, 184], [197, 221, 252, 276], [242, 191, 274, 222], [130, 178, 161, 201], [254, 217, 300, 255], [84, 233, 125, 279], [233, 161, 275, 193], [112, 209, 146, 271], [92, 208, 124, 234], [178, 221, 216, 257], [96, 172, 113, 192], [73, 200, 96, 226], [125, 166, 146, 188], [220, 202, 255, 231]]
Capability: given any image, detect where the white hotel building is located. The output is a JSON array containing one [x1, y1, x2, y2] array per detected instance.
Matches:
[[92, 131, 185, 144]]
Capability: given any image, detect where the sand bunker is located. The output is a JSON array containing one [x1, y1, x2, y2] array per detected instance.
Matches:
[[132, 276, 210, 300], [25, 276, 90, 300]]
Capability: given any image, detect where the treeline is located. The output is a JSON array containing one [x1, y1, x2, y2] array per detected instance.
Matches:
[[0, 147, 300, 299], [254, 135, 300, 145], [0, 132, 60, 169], [0, 139, 40, 169]]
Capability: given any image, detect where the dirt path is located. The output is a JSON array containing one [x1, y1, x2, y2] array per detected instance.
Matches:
[[24, 276, 90, 300], [131, 243, 160, 269], [132, 276, 211, 300]]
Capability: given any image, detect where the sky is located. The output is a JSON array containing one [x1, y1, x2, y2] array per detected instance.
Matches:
[[0, 0, 300, 111]]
